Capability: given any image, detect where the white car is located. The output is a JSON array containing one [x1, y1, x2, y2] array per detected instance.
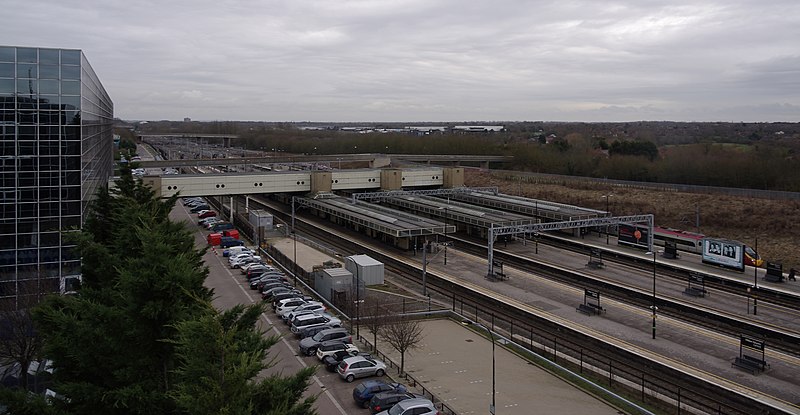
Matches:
[[316, 341, 359, 361], [281, 302, 325, 320], [240, 262, 271, 274], [228, 253, 252, 265], [274, 298, 308, 315], [231, 256, 260, 269]]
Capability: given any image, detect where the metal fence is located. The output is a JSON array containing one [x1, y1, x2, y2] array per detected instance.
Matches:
[[489, 169, 800, 200]]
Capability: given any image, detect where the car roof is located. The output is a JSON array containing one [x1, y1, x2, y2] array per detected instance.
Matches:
[[395, 398, 433, 409]]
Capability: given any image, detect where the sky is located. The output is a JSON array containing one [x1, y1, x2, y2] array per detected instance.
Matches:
[[3, 0, 799, 122]]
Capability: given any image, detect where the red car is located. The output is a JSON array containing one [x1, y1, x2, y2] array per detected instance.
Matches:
[[198, 210, 217, 219]]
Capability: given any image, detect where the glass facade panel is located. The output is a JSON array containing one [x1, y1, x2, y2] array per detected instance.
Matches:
[[0, 46, 113, 307], [0, 63, 13, 78], [0, 47, 14, 62]]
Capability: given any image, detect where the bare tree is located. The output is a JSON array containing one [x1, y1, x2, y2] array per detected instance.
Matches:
[[360, 296, 390, 352], [379, 316, 424, 374], [0, 286, 44, 391]]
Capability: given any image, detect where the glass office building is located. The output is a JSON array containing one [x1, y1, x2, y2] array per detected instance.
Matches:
[[0, 46, 114, 309]]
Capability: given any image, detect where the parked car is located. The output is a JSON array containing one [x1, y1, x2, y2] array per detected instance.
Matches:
[[199, 217, 222, 226], [269, 292, 306, 307], [297, 323, 337, 339], [369, 392, 425, 414], [242, 263, 273, 275], [249, 271, 286, 282], [339, 356, 388, 383], [197, 210, 217, 219], [323, 350, 362, 372], [283, 309, 318, 324], [210, 222, 234, 232], [290, 313, 341, 335], [228, 253, 253, 265], [351, 380, 405, 408], [274, 298, 307, 314], [231, 256, 260, 269], [279, 301, 324, 320], [182, 197, 203, 206], [223, 246, 252, 257], [316, 341, 359, 361], [298, 327, 352, 356], [374, 398, 438, 415], [220, 236, 244, 248], [190, 204, 210, 213]]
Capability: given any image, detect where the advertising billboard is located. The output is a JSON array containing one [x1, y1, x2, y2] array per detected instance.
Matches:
[[702, 238, 744, 270], [618, 224, 649, 249]]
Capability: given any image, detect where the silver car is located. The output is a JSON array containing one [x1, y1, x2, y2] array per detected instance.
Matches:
[[337, 355, 386, 382], [375, 398, 439, 415]]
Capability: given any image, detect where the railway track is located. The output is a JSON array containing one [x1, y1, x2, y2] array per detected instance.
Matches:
[[450, 235, 800, 358], [538, 233, 800, 310], [213, 194, 797, 414]]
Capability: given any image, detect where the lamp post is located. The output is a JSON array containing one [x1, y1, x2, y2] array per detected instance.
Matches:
[[650, 250, 657, 339], [753, 238, 758, 315], [602, 194, 613, 244], [443, 206, 448, 266], [473, 322, 496, 415]]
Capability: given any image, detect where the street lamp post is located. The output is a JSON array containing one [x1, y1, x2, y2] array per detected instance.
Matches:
[[602, 194, 613, 244], [443, 206, 448, 266], [474, 322, 496, 415], [651, 250, 657, 339], [753, 238, 758, 315]]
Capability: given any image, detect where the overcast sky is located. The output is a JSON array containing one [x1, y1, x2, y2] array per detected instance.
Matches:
[[3, 0, 798, 122]]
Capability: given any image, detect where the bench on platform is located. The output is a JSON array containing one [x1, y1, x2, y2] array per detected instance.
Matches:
[[683, 286, 707, 297], [587, 260, 604, 269], [732, 356, 769, 375], [576, 303, 604, 315]]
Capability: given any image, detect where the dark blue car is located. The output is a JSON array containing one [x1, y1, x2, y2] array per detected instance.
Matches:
[[352, 380, 406, 409]]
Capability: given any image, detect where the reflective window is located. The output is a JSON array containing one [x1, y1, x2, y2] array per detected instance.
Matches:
[[0, 63, 13, 78], [17, 48, 36, 63], [62, 80, 80, 95], [39, 79, 59, 94], [61, 65, 80, 80], [17, 79, 37, 95], [0, 47, 14, 62], [61, 50, 80, 65], [17, 63, 37, 78], [0, 79, 13, 93], [39, 65, 59, 79], [39, 49, 59, 65]]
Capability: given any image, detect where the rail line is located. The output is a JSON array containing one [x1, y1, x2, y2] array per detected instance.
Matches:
[[210, 194, 797, 414]]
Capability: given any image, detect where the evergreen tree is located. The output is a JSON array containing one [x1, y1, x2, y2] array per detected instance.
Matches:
[[18, 175, 316, 414]]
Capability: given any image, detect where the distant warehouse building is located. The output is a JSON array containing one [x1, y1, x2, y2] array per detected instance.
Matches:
[[0, 46, 114, 309]]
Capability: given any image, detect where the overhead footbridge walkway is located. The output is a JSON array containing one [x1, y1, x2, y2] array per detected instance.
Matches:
[[139, 166, 466, 199]]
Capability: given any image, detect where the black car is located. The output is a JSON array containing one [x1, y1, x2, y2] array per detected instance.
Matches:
[[368, 391, 425, 414], [323, 350, 364, 372]]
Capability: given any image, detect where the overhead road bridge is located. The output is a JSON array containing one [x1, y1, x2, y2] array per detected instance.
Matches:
[[136, 153, 512, 170]]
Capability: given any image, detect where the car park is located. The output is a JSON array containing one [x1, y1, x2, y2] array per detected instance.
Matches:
[[316, 341, 359, 361], [368, 392, 425, 414], [374, 398, 438, 415], [351, 380, 406, 408], [298, 327, 352, 356]]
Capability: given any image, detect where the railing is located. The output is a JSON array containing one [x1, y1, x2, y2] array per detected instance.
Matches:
[[488, 169, 800, 200]]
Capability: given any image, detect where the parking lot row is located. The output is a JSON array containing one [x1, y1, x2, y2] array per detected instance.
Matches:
[[177, 198, 441, 415]]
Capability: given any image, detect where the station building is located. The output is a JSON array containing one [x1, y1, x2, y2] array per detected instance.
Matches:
[[0, 46, 114, 308]]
